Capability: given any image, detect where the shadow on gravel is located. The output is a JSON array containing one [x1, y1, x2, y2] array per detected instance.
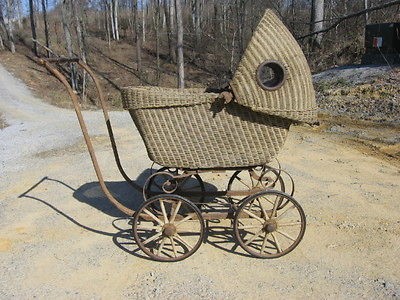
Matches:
[[19, 175, 253, 260], [18, 176, 151, 260]]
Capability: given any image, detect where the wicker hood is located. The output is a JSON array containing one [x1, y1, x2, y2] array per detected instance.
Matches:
[[230, 10, 317, 123]]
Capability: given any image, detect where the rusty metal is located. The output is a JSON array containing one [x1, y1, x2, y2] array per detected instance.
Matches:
[[34, 57, 135, 216]]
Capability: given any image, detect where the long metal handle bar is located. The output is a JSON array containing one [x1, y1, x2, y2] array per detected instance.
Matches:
[[35, 57, 136, 216]]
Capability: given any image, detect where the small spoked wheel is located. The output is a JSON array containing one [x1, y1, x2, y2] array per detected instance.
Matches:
[[227, 166, 285, 203], [144, 167, 205, 203], [132, 194, 205, 262], [233, 190, 306, 258]]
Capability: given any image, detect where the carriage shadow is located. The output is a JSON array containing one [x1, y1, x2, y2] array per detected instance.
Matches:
[[19, 173, 252, 260], [72, 168, 219, 217]]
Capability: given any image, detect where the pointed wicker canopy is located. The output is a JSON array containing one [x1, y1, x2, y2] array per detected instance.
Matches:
[[230, 10, 317, 123]]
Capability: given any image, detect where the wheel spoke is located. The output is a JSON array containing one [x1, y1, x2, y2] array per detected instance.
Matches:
[[175, 213, 195, 227], [169, 237, 178, 258], [169, 200, 182, 223], [142, 232, 162, 245], [276, 230, 296, 242], [271, 196, 280, 219], [159, 200, 168, 223], [137, 225, 162, 231], [238, 225, 262, 230], [142, 208, 164, 226], [271, 232, 282, 252], [237, 176, 251, 189], [241, 208, 264, 223], [244, 229, 264, 246], [174, 234, 193, 250], [257, 199, 269, 221], [277, 205, 295, 220], [260, 233, 269, 254], [279, 221, 301, 227], [157, 237, 166, 255]]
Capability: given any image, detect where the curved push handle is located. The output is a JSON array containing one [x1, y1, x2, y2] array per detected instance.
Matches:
[[35, 57, 139, 216]]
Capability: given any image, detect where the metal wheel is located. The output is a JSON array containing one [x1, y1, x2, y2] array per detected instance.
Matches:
[[132, 194, 205, 262], [233, 190, 306, 258], [227, 166, 285, 203], [144, 167, 205, 203]]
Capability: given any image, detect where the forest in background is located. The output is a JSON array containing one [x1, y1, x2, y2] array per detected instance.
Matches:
[[0, 0, 399, 92]]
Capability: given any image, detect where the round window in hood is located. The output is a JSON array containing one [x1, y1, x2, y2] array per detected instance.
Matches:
[[256, 60, 287, 91]]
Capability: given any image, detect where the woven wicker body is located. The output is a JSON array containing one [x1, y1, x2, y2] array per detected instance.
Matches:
[[121, 9, 317, 169], [122, 87, 290, 169]]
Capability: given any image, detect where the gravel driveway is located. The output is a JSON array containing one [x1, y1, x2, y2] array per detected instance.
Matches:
[[0, 63, 399, 298]]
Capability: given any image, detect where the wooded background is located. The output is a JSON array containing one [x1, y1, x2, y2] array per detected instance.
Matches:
[[0, 0, 399, 88]]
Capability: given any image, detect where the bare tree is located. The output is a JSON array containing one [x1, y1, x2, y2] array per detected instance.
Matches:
[[163, 0, 175, 62], [175, 0, 184, 88], [0, 0, 15, 53], [194, 0, 201, 45], [311, 0, 325, 48], [61, 0, 77, 90], [112, 0, 120, 40], [133, 0, 142, 72], [41, 0, 50, 57], [29, 0, 38, 55]]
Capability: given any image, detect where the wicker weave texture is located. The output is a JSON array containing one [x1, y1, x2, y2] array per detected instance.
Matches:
[[122, 87, 290, 169], [230, 9, 317, 123], [121, 86, 219, 109]]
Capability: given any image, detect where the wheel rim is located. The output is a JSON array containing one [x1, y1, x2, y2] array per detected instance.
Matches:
[[233, 190, 306, 258], [227, 167, 285, 203], [133, 194, 205, 262]]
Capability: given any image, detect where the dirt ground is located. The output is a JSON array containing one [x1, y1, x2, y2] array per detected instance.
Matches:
[[1, 62, 399, 298]]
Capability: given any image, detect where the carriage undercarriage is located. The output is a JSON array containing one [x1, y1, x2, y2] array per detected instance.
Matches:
[[134, 164, 306, 261]]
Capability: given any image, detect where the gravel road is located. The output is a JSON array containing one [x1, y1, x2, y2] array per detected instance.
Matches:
[[1, 63, 399, 299]]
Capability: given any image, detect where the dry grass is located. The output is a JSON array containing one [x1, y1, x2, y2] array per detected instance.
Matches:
[[0, 35, 219, 110]]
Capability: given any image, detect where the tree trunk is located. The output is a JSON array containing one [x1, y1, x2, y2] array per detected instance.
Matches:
[[61, 0, 77, 90], [364, 0, 369, 24], [104, 0, 111, 47], [29, 0, 38, 55], [311, 0, 325, 48], [41, 0, 50, 57], [194, 0, 201, 45], [113, 0, 120, 40], [133, 0, 142, 72], [16, 0, 23, 29], [164, 0, 175, 62], [154, 0, 161, 81], [72, 0, 88, 101], [235, 0, 245, 55], [175, 0, 184, 89], [142, 0, 146, 43], [109, 1, 116, 39]]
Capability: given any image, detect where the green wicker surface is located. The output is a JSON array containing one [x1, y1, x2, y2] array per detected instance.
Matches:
[[230, 9, 317, 123], [122, 87, 290, 169]]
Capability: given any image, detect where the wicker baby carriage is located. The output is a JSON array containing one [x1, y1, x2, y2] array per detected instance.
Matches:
[[121, 10, 317, 169], [38, 9, 317, 262]]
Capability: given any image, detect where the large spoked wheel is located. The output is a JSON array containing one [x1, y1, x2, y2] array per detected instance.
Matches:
[[144, 167, 205, 203], [227, 166, 285, 203], [132, 194, 205, 262], [233, 190, 306, 258]]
